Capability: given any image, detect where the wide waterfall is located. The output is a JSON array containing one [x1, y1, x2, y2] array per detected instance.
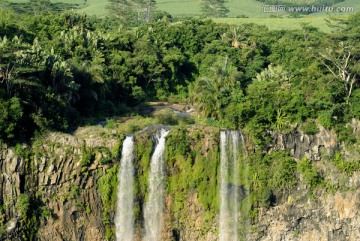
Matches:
[[144, 129, 170, 241], [219, 130, 243, 241], [115, 135, 135, 241]]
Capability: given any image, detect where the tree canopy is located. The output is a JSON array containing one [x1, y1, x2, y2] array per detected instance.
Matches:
[[0, 7, 359, 146]]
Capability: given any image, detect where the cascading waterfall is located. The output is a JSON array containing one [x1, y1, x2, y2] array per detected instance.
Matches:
[[144, 128, 170, 241], [219, 130, 243, 241], [231, 132, 240, 241], [115, 135, 135, 241]]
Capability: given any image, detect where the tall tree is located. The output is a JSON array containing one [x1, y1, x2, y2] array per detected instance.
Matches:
[[201, 0, 229, 18], [108, 0, 156, 25], [312, 15, 360, 103], [190, 57, 242, 119]]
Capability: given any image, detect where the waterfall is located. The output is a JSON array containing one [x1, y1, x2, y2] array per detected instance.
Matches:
[[231, 132, 240, 241], [115, 136, 135, 241], [144, 129, 170, 241], [219, 130, 243, 241]]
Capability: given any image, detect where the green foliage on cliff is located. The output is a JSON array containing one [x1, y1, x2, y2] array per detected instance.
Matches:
[[297, 158, 323, 189], [165, 127, 219, 230], [331, 152, 360, 176], [135, 133, 153, 205], [97, 164, 118, 240], [15, 194, 40, 241], [249, 151, 297, 208], [300, 119, 319, 135]]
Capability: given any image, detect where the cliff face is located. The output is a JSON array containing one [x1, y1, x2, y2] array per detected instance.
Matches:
[[270, 125, 338, 161], [0, 127, 121, 241], [253, 188, 360, 241], [0, 148, 25, 229], [0, 123, 359, 241], [252, 121, 360, 241]]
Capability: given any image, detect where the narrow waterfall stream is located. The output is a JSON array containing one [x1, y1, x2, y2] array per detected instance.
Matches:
[[144, 129, 170, 241], [219, 130, 243, 241], [115, 135, 135, 241]]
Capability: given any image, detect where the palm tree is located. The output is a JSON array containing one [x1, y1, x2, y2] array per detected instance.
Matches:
[[190, 57, 242, 119]]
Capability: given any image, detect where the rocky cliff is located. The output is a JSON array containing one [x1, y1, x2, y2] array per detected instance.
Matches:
[[0, 122, 359, 241], [0, 127, 121, 240]]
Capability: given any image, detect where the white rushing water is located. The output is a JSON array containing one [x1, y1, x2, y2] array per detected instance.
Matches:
[[219, 130, 242, 241], [231, 131, 240, 241], [144, 129, 170, 241], [115, 135, 135, 241]]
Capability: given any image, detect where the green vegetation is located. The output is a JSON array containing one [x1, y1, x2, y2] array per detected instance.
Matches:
[[135, 132, 153, 204], [15, 194, 40, 241], [331, 152, 360, 176], [97, 165, 118, 240], [80, 143, 95, 167], [300, 119, 319, 135], [165, 127, 219, 231], [213, 17, 334, 32], [248, 151, 297, 208], [201, 0, 229, 18], [297, 158, 323, 190]]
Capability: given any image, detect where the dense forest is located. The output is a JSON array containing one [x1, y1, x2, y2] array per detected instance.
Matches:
[[0, 6, 359, 148]]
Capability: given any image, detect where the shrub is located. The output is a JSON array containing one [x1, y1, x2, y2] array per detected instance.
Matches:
[[301, 119, 319, 135], [297, 158, 323, 189], [41, 206, 51, 218], [16, 194, 30, 219], [105, 119, 116, 129], [332, 152, 360, 176], [154, 109, 179, 125], [268, 152, 297, 191], [317, 111, 333, 129], [80, 143, 95, 167]]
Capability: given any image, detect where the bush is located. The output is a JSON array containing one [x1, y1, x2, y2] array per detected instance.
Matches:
[[0, 97, 23, 141], [317, 111, 333, 129], [16, 194, 30, 219], [332, 152, 360, 176], [268, 152, 297, 190], [41, 206, 51, 218], [250, 151, 297, 208], [105, 119, 116, 129], [297, 158, 322, 189], [301, 119, 319, 135], [80, 143, 95, 167], [154, 109, 179, 125]]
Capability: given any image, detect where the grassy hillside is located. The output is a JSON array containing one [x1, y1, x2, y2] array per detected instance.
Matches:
[[77, 0, 109, 16], [2, 0, 359, 31], [225, 0, 268, 18], [213, 17, 333, 32], [156, 0, 202, 18], [3, 0, 359, 18]]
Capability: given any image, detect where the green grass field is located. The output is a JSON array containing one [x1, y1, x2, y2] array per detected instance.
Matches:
[[225, 0, 268, 18], [213, 17, 333, 32], [156, 0, 202, 18], [3, 0, 359, 31]]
